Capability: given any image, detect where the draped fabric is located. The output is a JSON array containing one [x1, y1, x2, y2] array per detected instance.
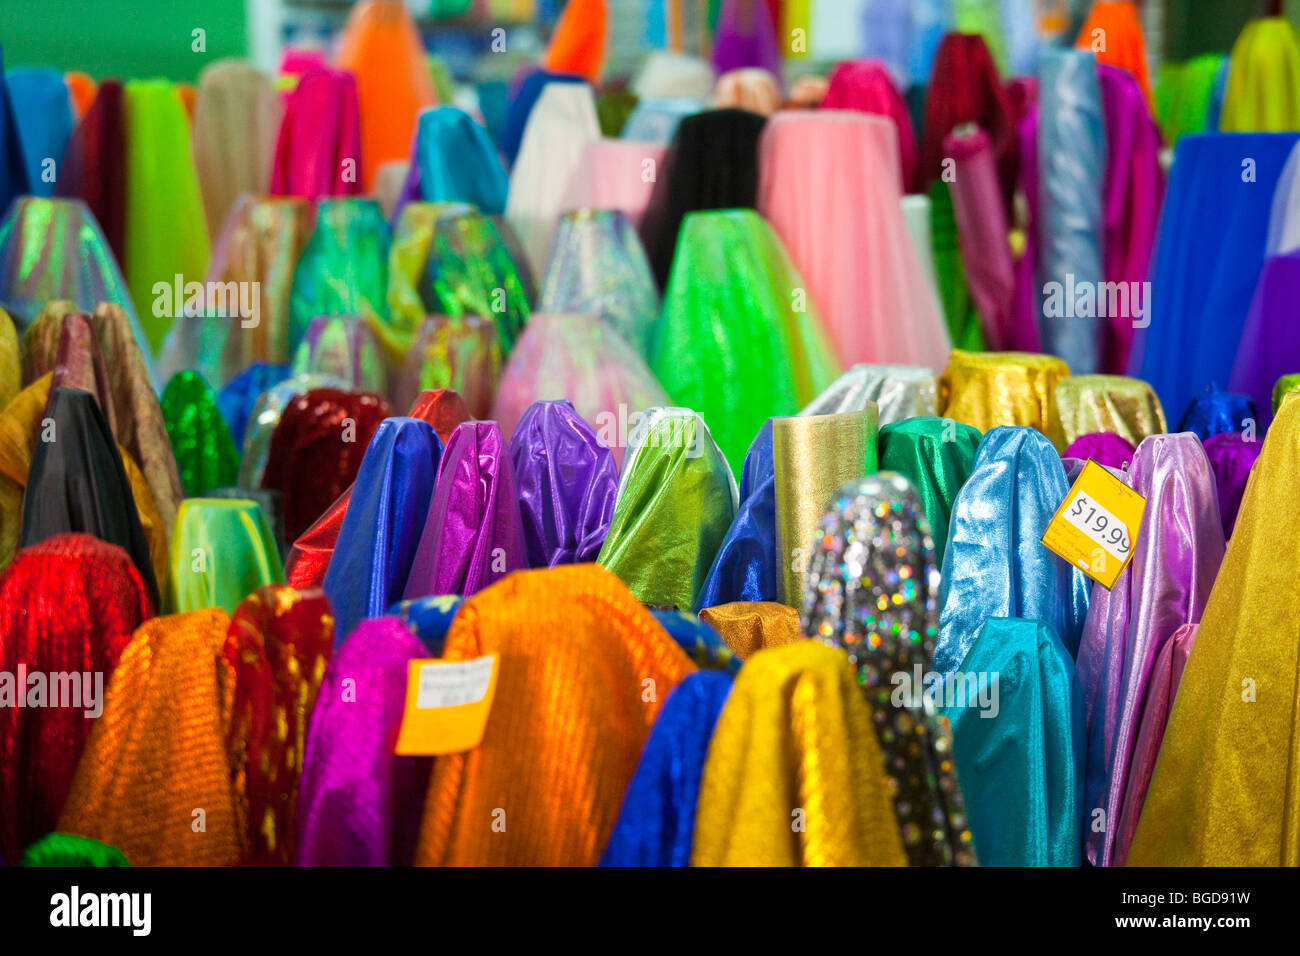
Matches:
[[236, 373, 347, 490], [621, 97, 702, 143], [930, 179, 987, 352], [1075, 1, 1154, 107], [713, 67, 781, 116], [393, 315, 499, 419], [192, 61, 277, 243], [820, 59, 918, 193], [54, 79, 125, 264], [167, 498, 284, 614], [1175, 384, 1256, 441], [0, 47, 31, 214], [1155, 54, 1224, 144], [632, 51, 716, 102], [1063, 432, 1136, 471], [544, 0, 607, 84], [1201, 431, 1260, 539], [1219, 17, 1300, 133], [697, 600, 801, 658], [0, 309, 17, 409], [691, 640, 907, 866], [217, 363, 291, 450], [711, 0, 782, 78], [399, 106, 508, 217], [1231, 251, 1300, 430], [946, 617, 1086, 867], [291, 315, 387, 396], [935, 426, 1091, 676], [414, 564, 695, 866], [19, 833, 129, 867], [0, 534, 152, 863], [500, 71, 585, 170], [800, 362, 939, 421], [1055, 374, 1168, 447], [508, 400, 617, 568], [940, 350, 1069, 448], [5, 67, 73, 199], [561, 139, 666, 230], [160, 370, 240, 498], [270, 68, 362, 201]]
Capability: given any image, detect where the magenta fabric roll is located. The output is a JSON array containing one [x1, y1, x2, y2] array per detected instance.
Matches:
[[561, 139, 667, 230], [271, 68, 363, 201], [1062, 432, 1136, 471], [295, 618, 431, 866], [758, 111, 950, 369], [820, 60, 918, 193], [1075, 433, 1225, 867], [402, 421, 527, 598], [1097, 64, 1165, 375], [711, 0, 782, 79], [1202, 430, 1262, 539], [1012, 103, 1042, 350]]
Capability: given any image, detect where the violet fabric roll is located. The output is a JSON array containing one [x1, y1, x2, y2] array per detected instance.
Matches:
[[1074, 433, 1225, 867], [270, 68, 362, 202], [1229, 250, 1300, 430], [295, 618, 431, 866], [402, 421, 527, 598], [1201, 431, 1261, 539], [711, 0, 782, 78], [1176, 384, 1256, 441], [508, 400, 618, 568], [1062, 432, 1136, 471]]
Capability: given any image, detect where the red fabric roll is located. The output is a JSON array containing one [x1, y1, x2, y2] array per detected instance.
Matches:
[[56, 80, 127, 264]]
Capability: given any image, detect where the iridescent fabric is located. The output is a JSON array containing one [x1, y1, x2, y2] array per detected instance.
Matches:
[[946, 617, 1085, 867], [1055, 374, 1168, 447], [802, 473, 976, 866], [697, 600, 801, 659], [800, 362, 939, 422], [236, 373, 347, 490], [270, 68, 362, 201], [1175, 384, 1256, 441], [291, 315, 387, 396], [598, 408, 738, 611], [192, 61, 276, 242], [878, 417, 981, 568], [1063, 432, 1136, 471], [935, 426, 1091, 675], [940, 350, 1069, 449], [393, 315, 500, 419], [1202, 431, 1261, 539], [160, 370, 240, 497], [216, 362, 290, 449], [167, 498, 284, 614], [1219, 17, 1300, 132]]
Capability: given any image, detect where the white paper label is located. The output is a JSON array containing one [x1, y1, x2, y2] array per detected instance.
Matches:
[[415, 656, 496, 709]]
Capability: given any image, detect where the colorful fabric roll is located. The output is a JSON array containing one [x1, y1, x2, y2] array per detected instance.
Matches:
[[0, 47, 30, 213], [270, 68, 362, 201], [713, 67, 781, 116], [621, 96, 703, 143], [1075, 0, 1154, 107], [1063, 431, 1136, 471], [398, 106, 508, 217], [1154, 54, 1224, 144], [500, 71, 586, 169], [393, 314, 499, 419], [216, 363, 291, 450], [1055, 374, 1168, 447], [647, 608, 741, 674], [192, 61, 276, 243], [930, 179, 987, 352], [799, 362, 940, 422], [0, 309, 16, 409], [632, 50, 716, 101], [711, 0, 781, 77], [291, 315, 387, 396], [387, 593, 463, 654], [1175, 384, 1256, 441], [1202, 431, 1262, 539], [235, 373, 347, 490], [160, 370, 240, 497], [544, 0, 607, 83], [5, 67, 73, 199], [20, 833, 129, 867], [940, 350, 1069, 448], [1231, 251, 1300, 429], [53, 78, 125, 263], [1219, 17, 1300, 132], [167, 498, 284, 614], [820, 59, 918, 192], [697, 600, 800, 658], [561, 139, 666, 230], [901, 194, 948, 332]]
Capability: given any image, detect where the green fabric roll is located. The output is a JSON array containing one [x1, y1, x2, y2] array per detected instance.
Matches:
[[596, 88, 638, 137], [160, 370, 240, 497], [954, 0, 1009, 75], [929, 180, 987, 353], [878, 416, 982, 568], [1273, 373, 1300, 413], [167, 497, 284, 614], [1220, 17, 1300, 132], [652, 209, 841, 476], [597, 408, 738, 612], [20, 833, 130, 867], [1155, 54, 1225, 143]]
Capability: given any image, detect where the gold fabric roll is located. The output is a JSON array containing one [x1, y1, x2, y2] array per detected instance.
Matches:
[[698, 601, 803, 658], [939, 350, 1069, 449], [691, 640, 907, 866], [0, 309, 19, 410], [772, 408, 877, 606], [1054, 374, 1167, 446]]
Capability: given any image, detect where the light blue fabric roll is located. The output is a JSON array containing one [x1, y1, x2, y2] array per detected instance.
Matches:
[[5, 67, 72, 199], [414, 106, 509, 214]]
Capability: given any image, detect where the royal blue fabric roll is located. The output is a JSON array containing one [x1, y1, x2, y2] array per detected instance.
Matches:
[[5, 67, 72, 199], [387, 594, 465, 656], [0, 49, 32, 212], [599, 670, 733, 866], [501, 71, 585, 168], [1129, 131, 1300, 419], [1176, 383, 1258, 440], [217, 362, 290, 449]]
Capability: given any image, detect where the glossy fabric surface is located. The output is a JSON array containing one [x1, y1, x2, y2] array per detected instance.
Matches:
[[1230, 250, 1300, 430], [387, 593, 463, 654], [799, 362, 939, 422], [1202, 431, 1261, 539], [167, 498, 284, 614], [1063, 432, 1137, 471], [647, 608, 741, 676], [695, 419, 777, 608], [1055, 374, 1168, 446], [291, 314, 387, 396], [1272, 372, 1300, 412], [697, 600, 800, 659], [53, 79, 124, 262], [192, 61, 276, 243], [217, 362, 291, 449], [940, 350, 1069, 448], [712, 0, 781, 77], [406, 105, 508, 215], [1219, 17, 1300, 132], [160, 370, 240, 497], [821, 59, 917, 192], [235, 373, 346, 490], [394, 311, 498, 420], [19, 833, 129, 867], [6, 67, 72, 199], [269, 68, 362, 201], [713, 67, 781, 116], [1175, 384, 1256, 441]]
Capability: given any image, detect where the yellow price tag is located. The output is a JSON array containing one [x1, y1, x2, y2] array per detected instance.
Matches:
[[394, 655, 498, 756], [1041, 460, 1145, 590]]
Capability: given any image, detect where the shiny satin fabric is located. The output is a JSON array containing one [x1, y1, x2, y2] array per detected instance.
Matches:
[[414, 565, 695, 866], [236, 373, 347, 490], [654, 209, 841, 475], [1075, 434, 1225, 867], [599, 670, 733, 866], [167, 498, 284, 614], [1075, 1, 1154, 106], [160, 370, 241, 497], [403, 106, 507, 215], [1175, 384, 1256, 441], [697, 600, 800, 659], [5, 67, 72, 200], [946, 617, 1085, 867], [321, 417, 443, 643], [692, 640, 907, 866], [901, 194, 948, 334], [799, 362, 939, 422], [878, 417, 982, 568], [291, 314, 388, 396], [57, 608, 242, 866], [19, 833, 130, 868], [1154, 54, 1223, 144], [560, 139, 666, 231], [940, 350, 1069, 449], [1230, 251, 1300, 430], [935, 426, 1091, 676], [402, 421, 526, 598], [1202, 431, 1261, 539], [0, 534, 152, 863], [713, 67, 781, 116], [295, 617, 430, 865], [0, 50, 32, 211], [1219, 17, 1300, 132], [1268, 142, 1300, 257], [930, 180, 986, 353], [820, 59, 918, 193], [393, 311, 496, 418], [192, 61, 277, 243], [544, 0, 606, 83], [500, 71, 586, 169], [712, 0, 781, 77], [54, 78, 123, 261], [1272, 373, 1300, 413], [773, 409, 877, 606], [207, 487, 287, 561], [1128, 394, 1300, 865], [598, 408, 738, 611], [540, 209, 660, 361], [1064, 432, 1137, 471], [270, 68, 362, 201], [216, 362, 290, 450], [508, 400, 617, 568], [1055, 374, 1168, 447]]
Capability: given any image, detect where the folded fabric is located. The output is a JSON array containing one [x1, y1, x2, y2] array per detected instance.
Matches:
[[216, 362, 291, 449], [560, 139, 666, 230], [1075, 0, 1154, 106], [398, 105, 508, 217], [167, 498, 284, 614], [1055, 374, 1168, 447], [5, 67, 73, 199], [544, 0, 606, 83], [393, 315, 499, 418], [1230, 251, 1300, 430], [160, 370, 240, 497], [19, 833, 129, 867], [940, 350, 1069, 448], [1201, 431, 1261, 539], [54, 78, 124, 262], [236, 373, 347, 490]]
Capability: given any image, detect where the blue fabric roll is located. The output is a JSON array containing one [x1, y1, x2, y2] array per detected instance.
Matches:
[[0, 48, 32, 212], [387, 594, 464, 655], [501, 71, 585, 168], [5, 67, 71, 199], [1176, 383, 1258, 440], [599, 670, 733, 866], [1129, 131, 1300, 419], [620, 97, 702, 144], [475, 79, 509, 148], [414, 106, 508, 214], [216, 362, 290, 449]]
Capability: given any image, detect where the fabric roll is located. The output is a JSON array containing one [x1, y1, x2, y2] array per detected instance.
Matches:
[[1219, 17, 1300, 132], [0, 309, 16, 408], [799, 362, 939, 421], [759, 111, 951, 369], [621, 97, 702, 143], [653, 209, 841, 474], [46, 311, 113, 430], [597, 407, 737, 611], [20, 833, 129, 867], [935, 426, 1091, 675], [544, 0, 607, 83], [160, 370, 240, 497], [713, 67, 782, 116], [1268, 140, 1300, 257], [54, 79, 125, 263], [560, 139, 666, 230], [712, 0, 782, 77], [1175, 384, 1256, 441], [820, 59, 918, 192], [1154, 54, 1224, 144], [387, 593, 462, 654], [692, 640, 907, 866], [216, 363, 290, 450], [1202, 431, 1261, 539], [772, 409, 877, 606], [0, 534, 152, 863], [1274, 372, 1300, 412], [940, 350, 1069, 448], [500, 71, 586, 169], [930, 179, 986, 352], [878, 416, 981, 568], [236, 373, 347, 490], [540, 209, 660, 360], [415, 564, 695, 866], [1063, 432, 1137, 471], [206, 487, 286, 561], [508, 399, 618, 568], [5, 67, 73, 199], [697, 600, 800, 658], [1075, 1, 1153, 107], [291, 315, 387, 396], [646, 607, 740, 675], [402, 106, 507, 216], [632, 51, 716, 101], [192, 61, 277, 243], [1231, 251, 1300, 429], [901, 194, 947, 331], [946, 617, 1086, 867], [0, 48, 31, 212], [269, 68, 362, 201], [1055, 374, 1168, 446], [57, 608, 241, 866], [167, 498, 284, 614], [393, 315, 499, 419]]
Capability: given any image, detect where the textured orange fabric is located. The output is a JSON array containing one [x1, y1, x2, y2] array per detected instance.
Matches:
[[544, 0, 607, 84], [58, 608, 242, 866], [1075, 1, 1153, 108], [414, 563, 695, 866], [699, 601, 803, 658]]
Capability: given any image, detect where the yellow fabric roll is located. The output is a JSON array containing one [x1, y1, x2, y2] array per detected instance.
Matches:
[[1054, 374, 1168, 446], [698, 601, 803, 659], [1127, 392, 1300, 866], [691, 640, 907, 866], [940, 350, 1070, 449], [0, 309, 19, 409]]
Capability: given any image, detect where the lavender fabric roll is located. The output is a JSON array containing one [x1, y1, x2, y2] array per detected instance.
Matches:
[[508, 399, 618, 568], [1038, 48, 1106, 374], [1202, 431, 1262, 539], [1062, 432, 1136, 471], [402, 421, 527, 598], [295, 618, 431, 866], [1075, 433, 1225, 867]]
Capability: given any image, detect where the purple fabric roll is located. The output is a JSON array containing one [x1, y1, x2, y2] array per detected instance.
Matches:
[[1012, 104, 1041, 350], [711, 0, 782, 79], [402, 421, 527, 597], [1229, 250, 1300, 430], [1202, 430, 1262, 539], [295, 618, 431, 866], [1062, 432, 1137, 471], [1075, 433, 1225, 867], [508, 399, 618, 568]]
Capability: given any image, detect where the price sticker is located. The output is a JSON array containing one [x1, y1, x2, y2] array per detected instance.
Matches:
[[394, 655, 498, 755], [1041, 459, 1145, 590]]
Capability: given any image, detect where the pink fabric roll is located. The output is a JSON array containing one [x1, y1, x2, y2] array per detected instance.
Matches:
[[270, 68, 363, 201], [561, 139, 667, 230], [758, 111, 950, 370], [820, 60, 918, 193]]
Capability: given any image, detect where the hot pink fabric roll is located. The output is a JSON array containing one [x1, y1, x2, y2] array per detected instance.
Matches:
[[561, 139, 667, 230], [270, 68, 363, 201], [820, 60, 918, 193], [758, 111, 950, 369]]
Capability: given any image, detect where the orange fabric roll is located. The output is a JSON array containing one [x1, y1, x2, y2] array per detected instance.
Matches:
[[66, 72, 97, 119], [414, 563, 695, 866], [698, 601, 803, 658], [544, 0, 607, 84], [176, 82, 196, 119], [1075, 1, 1153, 108]]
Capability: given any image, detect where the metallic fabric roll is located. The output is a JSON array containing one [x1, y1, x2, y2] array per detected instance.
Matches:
[[772, 408, 877, 606], [291, 314, 388, 396], [386, 199, 476, 335], [1272, 372, 1300, 414], [1054, 373, 1168, 446], [20, 833, 130, 867], [697, 600, 801, 659], [394, 314, 500, 420], [160, 370, 240, 497], [192, 61, 276, 244], [800, 362, 939, 423], [235, 373, 347, 490], [166, 498, 284, 614], [939, 349, 1069, 448]]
